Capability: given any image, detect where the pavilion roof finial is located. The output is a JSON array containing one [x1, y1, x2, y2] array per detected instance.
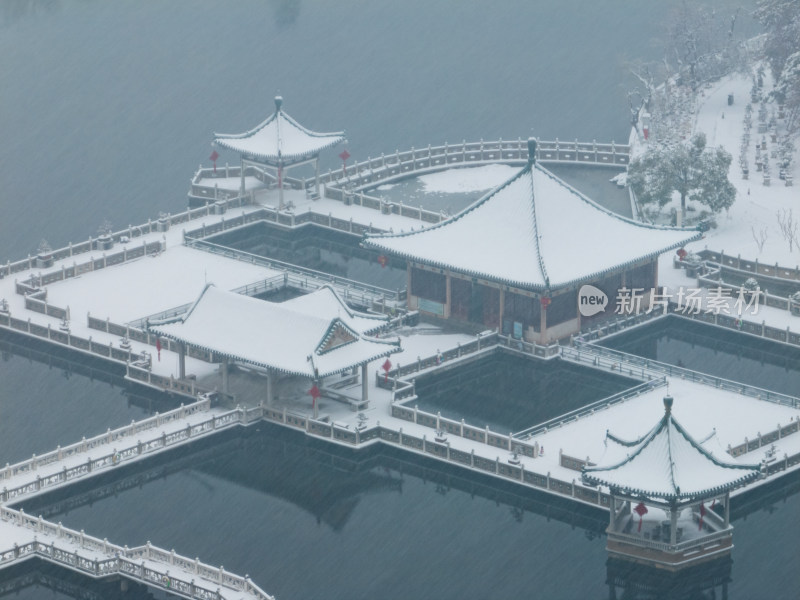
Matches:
[[274, 95, 283, 112], [663, 394, 674, 415], [527, 137, 537, 165]]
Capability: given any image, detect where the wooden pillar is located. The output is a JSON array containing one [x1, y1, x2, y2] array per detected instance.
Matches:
[[498, 288, 505, 332], [540, 300, 548, 342], [653, 258, 659, 293], [178, 343, 186, 380], [361, 363, 368, 404], [315, 157, 321, 198], [221, 357, 229, 394], [278, 163, 284, 210], [407, 265, 413, 310], [724, 492, 730, 527], [670, 505, 678, 545], [313, 379, 319, 419], [445, 272, 452, 318], [609, 493, 616, 529], [266, 370, 274, 406]]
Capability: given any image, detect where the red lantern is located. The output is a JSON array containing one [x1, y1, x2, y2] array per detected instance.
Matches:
[[209, 150, 219, 174], [382, 358, 392, 383], [377, 255, 388, 268], [540, 297, 551, 309], [339, 149, 351, 176], [634, 501, 648, 532], [677, 248, 688, 261], [308, 384, 320, 411]]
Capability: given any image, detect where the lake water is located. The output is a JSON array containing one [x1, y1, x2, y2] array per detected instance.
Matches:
[[2, 1, 784, 599], [413, 352, 637, 434], [600, 314, 800, 396]]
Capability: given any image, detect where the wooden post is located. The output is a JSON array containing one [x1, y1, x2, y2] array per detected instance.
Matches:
[[178, 343, 186, 379], [361, 363, 368, 405]]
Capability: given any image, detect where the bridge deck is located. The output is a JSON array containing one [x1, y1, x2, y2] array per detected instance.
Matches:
[[0, 507, 271, 599], [0, 399, 270, 599]]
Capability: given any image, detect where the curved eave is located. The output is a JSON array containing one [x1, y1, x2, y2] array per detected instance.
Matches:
[[583, 469, 761, 503], [214, 136, 345, 164], [152, 330, 400, 379], [582, 412, 763, 503], [364, 231, 700, 293], [363, 160, 701, 292]]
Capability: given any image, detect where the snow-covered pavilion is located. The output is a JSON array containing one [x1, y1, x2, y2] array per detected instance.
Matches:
[[363, 139, 701, 343], [214, 96, 345, 209], [148, 285, 399, 412], [582, 395, 762, 570]]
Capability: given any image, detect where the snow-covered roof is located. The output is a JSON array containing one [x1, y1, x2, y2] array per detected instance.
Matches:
[[214, 96, 345, 164], [148, 285, 399, 378], [363, 148, 701, 291], [282, 285, 389, 336], [582, 395, 761, 503]]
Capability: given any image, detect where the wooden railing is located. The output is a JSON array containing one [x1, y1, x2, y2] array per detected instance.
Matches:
[[184, 236, 404, 306], [0, 399, 265, 504], [0, 311, 149, 366], [0, 196, 249, 279], [320, 138, 629, 191]]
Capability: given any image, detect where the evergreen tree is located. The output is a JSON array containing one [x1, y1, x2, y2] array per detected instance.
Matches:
[[628, 133, 736, 221], [756, 0, 800, 132]]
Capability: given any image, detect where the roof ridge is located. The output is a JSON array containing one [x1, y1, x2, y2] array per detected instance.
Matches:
[[528, 164, 550, 290], [213, 111, 278, 140], [364, 162, 531, 243], [536, 162, 697, 234]]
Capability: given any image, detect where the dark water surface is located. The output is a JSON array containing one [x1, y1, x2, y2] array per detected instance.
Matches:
[[599, 315, 800, 396], [13, 424, 800, 600], [413, 352, 638, 434], [0, 332, 153, 464], [209, 221, 408, 290], [0, 1, 780, 598], [0, 0, 756, 260]]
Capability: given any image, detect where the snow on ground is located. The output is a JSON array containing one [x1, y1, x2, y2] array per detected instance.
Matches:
[[536, 376, 800, 470], [644, 73, 800, 265], [255, 188, 442, 234], [199, 175, 267, 191], [46, 245, 280, 324], [658, 252, 800, 331], [417, 164, 518, 194], [392, 325, 475, 366]]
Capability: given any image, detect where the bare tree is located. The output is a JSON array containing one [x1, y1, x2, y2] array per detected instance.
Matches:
[[751, 225, 769, 253], [776, 208, 799, 252]]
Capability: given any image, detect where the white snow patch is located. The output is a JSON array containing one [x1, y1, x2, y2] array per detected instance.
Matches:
[[417, 164, 518, 194]]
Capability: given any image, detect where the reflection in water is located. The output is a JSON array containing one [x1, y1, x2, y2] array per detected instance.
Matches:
[[20, 425, 611, 599], [0, 560, 156, 600], [600, 314, 800, 395], [0, 331, 165, 464], [606, 556, 732, 600], [414, 351, 638, 433], [16, 413, 800, 597], [209, 221, 408, 290]]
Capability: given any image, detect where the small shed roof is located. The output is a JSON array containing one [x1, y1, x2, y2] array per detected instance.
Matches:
[[363, 147, 701, 292], [149, 285, 399, 378], [214, 96, 345, 164], [582, 396, 761, 504]]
